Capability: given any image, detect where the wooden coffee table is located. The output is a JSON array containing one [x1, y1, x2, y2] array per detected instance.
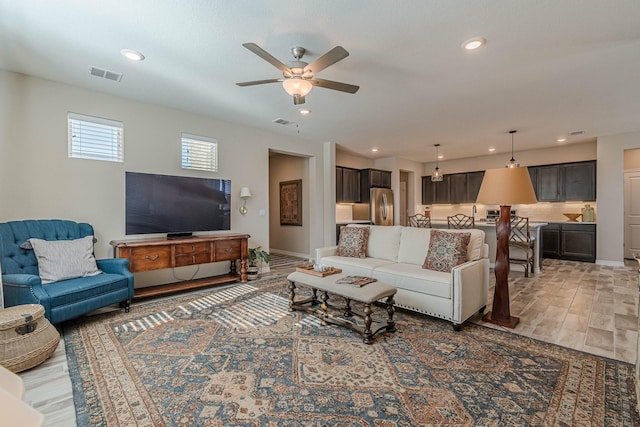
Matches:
[[286, 271, 397, 344]]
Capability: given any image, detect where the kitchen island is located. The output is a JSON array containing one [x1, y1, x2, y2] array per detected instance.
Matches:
[[429, 219, 548, 273]]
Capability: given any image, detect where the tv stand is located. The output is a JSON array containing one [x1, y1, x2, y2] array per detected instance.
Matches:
[[167, 232, 193, 240], [110, 234, 249, 299]]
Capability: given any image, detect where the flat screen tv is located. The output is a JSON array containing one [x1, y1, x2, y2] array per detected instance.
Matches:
[[125, 172, 231, 236]]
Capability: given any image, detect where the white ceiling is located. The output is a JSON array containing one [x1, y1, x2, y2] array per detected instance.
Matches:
[[1, 0, 640, 163]]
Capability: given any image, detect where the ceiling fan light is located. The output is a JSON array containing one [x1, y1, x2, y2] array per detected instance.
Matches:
[[282, 77, 313, 97]]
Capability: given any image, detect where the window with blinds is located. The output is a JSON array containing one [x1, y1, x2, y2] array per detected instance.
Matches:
[[181, 133, 218, 172], [68, 112, 124, 162]]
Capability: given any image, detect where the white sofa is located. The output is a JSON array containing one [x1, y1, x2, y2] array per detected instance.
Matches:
[[316, 225, 489, 330]]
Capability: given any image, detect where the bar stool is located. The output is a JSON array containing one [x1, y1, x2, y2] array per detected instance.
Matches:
[[408, 213, 431, 228], [447, 214, 475, 229]]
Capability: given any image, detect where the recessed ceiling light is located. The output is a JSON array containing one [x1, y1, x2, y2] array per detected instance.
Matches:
[[488, 146, 496, 152], [462, 37, 486, 50], [121, 49, 145, 61], [299, 108, 311, 115], [438, 155, 444, 160], [557, 137, 567, 143], [371, 148, 378, 152]]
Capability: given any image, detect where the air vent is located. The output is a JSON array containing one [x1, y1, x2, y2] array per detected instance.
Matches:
[[569, 130, 584, 136], [89, 66, 123, 82], [272, 118, 294, 126]]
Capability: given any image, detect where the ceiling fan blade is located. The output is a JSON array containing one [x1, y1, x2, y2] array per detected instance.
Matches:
[[304, 46, 349, 75], [236, 79, 281, 87], [310, 78, 359, 94], [242, 43, 291, 73]]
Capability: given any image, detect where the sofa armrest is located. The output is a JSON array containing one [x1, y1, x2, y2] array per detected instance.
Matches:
[[450, 257, 490, 324], [97, 258, 131, 276], [316, 246, 338, 262], [1, 274, 50, 312], [96, 258, 135, 299]]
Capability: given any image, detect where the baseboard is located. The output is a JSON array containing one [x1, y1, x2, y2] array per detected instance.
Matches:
[[595, 259, 626, 267]]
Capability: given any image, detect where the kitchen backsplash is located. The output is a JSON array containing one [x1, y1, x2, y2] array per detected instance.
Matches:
[[336, 203, 371, 222], [422, 202, 597, 223], [338, 201, 597, 223]]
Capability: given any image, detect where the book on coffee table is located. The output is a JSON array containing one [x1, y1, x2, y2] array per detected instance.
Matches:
[[335, 276, 377, 287]]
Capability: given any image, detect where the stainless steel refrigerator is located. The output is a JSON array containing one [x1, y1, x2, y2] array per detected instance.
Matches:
[[370, 188, 394, 225]]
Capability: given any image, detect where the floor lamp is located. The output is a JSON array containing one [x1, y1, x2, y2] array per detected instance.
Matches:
[[476, 167, 537, 328]]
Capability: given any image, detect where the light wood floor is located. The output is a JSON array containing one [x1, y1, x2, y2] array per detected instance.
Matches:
[[18, 257, 639, 426]]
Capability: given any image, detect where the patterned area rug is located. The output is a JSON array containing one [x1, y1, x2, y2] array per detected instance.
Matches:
[[65, 275, 639, 426]]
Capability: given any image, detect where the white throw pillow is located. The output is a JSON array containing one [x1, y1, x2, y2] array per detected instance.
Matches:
[[27, 236, 102, 284]]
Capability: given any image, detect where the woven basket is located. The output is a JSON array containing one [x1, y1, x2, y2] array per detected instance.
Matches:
[[0, 304, 60, 373]]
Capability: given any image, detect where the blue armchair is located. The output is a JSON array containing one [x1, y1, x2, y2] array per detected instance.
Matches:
[[0, 220, 134, 324]]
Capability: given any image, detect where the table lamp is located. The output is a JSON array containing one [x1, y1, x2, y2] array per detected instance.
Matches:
[[476, 166, 537, 328]]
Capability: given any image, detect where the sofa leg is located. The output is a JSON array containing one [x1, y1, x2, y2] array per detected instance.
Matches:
[[123, 300, 131, 313], [452, 323, 462, 332]]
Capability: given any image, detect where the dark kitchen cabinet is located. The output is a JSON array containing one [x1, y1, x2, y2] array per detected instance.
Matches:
[[450, 173, 468, 204], [426, 171, 483, 205], [360, 168, 391, 202], [336, 166, 360, 203], [466, 171, 485, 203], [529, 161, 596, 202], [542, 223, 595, 263], [536, 165, 563, 201], [560, 223, 596, 262], [542, 223, 560, 258], [563, 161, 596, 201], [422, 175, 451, 205], [336, 166, 343, 202]]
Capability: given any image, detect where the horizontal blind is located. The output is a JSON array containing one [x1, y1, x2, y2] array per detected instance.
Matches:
[[68, 112, 124, 162], [181, 133, 218, 172]]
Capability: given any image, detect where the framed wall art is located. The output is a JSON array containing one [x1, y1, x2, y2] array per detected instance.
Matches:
[[279, 179, 302, 226]]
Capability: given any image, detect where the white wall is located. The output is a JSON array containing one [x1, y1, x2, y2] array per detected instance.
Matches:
[[0, 70, 325, 285], [597, 132, 640, 265]]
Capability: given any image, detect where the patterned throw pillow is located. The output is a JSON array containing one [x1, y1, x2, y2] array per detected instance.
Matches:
[[336, 226, 370, 258], [423, 230, 471, 272]]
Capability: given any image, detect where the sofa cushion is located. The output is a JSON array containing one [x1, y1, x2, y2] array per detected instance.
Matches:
[[319, 255, 393, 278], [366, 226, 403, 261], [336, 226, 369, 258], [44, 273, 128, 306], [423, 230, 471, 272], [27, 236, 102, 284], [374, 263, 452, 299], [397, 227, 431, 265]]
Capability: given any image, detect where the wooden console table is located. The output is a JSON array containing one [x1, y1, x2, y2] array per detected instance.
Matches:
[[110, 234, 249, 299]]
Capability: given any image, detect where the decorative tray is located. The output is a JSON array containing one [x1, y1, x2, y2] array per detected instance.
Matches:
[[296, 265, 342, 277]]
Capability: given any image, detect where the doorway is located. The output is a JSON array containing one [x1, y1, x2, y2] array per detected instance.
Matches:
[[624, 170, 640, 259]]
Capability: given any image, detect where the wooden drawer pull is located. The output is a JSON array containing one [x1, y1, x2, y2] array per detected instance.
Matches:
[[145, 255, 160, 261]]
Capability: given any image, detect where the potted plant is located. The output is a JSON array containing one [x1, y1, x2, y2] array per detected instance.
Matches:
[[247, 246, 270, 280]]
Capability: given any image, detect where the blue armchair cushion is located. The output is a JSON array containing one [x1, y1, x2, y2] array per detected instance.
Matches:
[[27, 236, 102, 284]]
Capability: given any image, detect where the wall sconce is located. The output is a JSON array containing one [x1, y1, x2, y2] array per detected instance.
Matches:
[[239, 187, 252, 215]]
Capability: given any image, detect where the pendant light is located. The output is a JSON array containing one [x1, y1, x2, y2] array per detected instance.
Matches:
[[505, 130, 520, 168], [431, 144, 444, 182]]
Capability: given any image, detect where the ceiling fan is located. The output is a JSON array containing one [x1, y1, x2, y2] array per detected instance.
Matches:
[[236, 42, 360, 105]]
